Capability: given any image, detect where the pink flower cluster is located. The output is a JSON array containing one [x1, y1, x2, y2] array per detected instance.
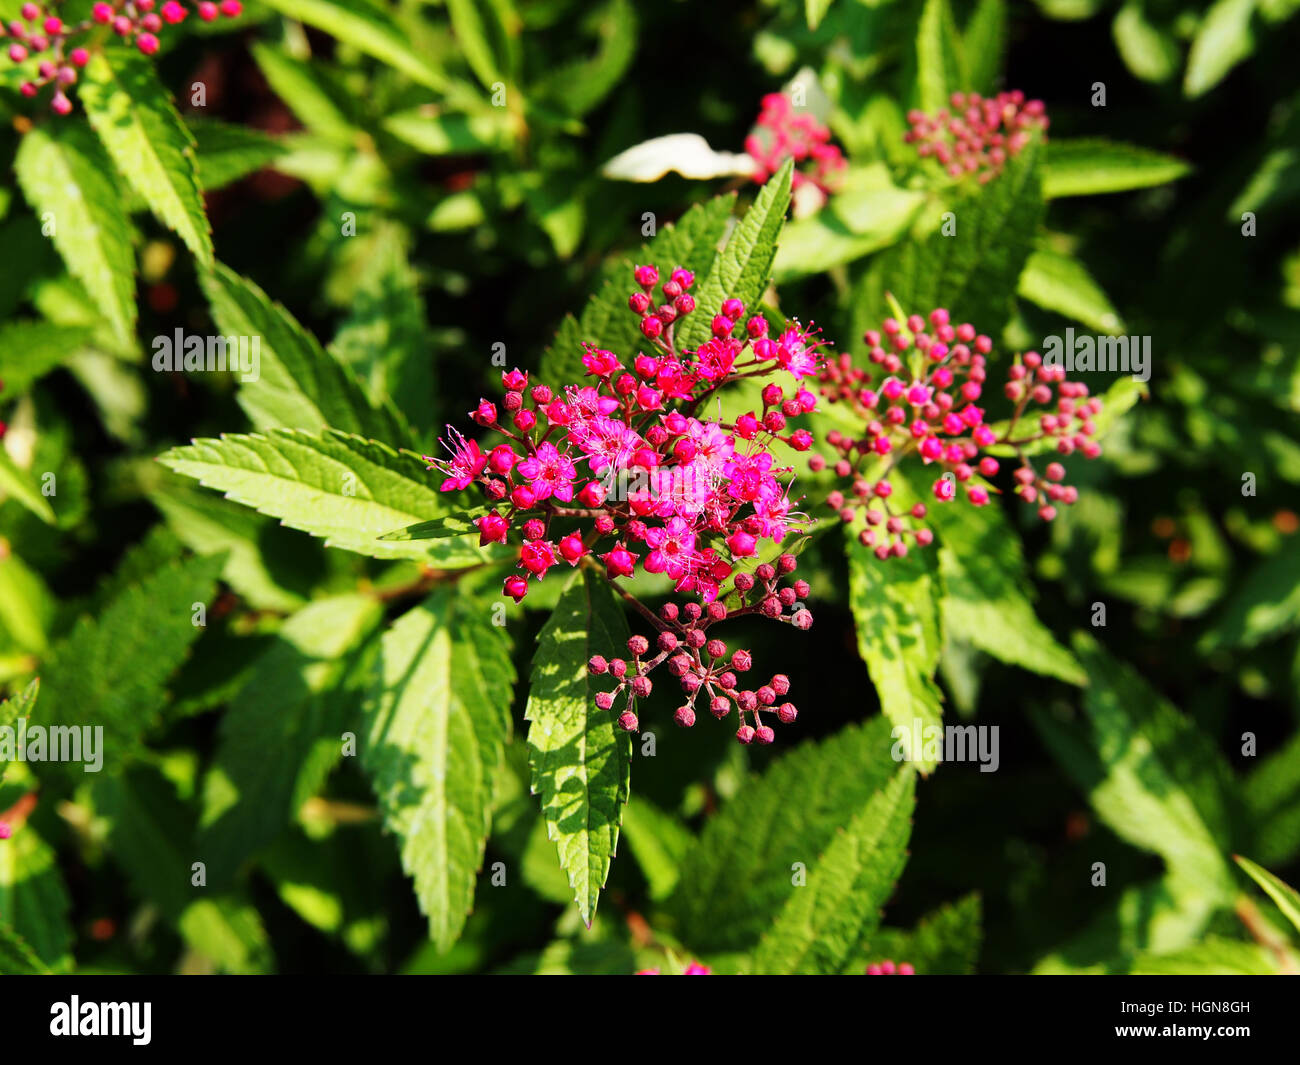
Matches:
[[904, 91, 1048, 183], [812, 307, 1103, 557], [428, 265, 822, 743], [2, 0, 242, 113], [745, 92, 846, 195], [637, 961, 711, 975], [865, 959, 914, 975]]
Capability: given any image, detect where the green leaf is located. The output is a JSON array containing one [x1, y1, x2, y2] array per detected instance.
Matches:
[[1130, 937, 1281, 975], [1234, 855, 1300, 933], [251, 43, 359, 143], [0, 679, 39, 783], [868, 139, 1043, 336], [1043, 138, 1191, 198], [200, 262, 410, 444], [1184, 0, 1258, 97], [669, 717, 902, 952], [0, 922, 49, 975], [80, 52, 212, 267], [190, 118, 286, 191], [806, 0, 835, 32], [14, 122, 136, 345], [0, 320, 91, 395], [382, 108, 512, 155], [157, 429, 498, 567], [753, 767, 915, 975], [0, 825, 71, 968], [676, 159, 794, 351], [1018, 247, 1126, 333], [915, 488, 1086, 685], [1243, 730, 1300, 866], [963, 0, 1007, 93], [199, 594, 383, 881], [1112, 0, 1180, 84], [1198, 536, 1300, 650], [362, 588, 513, 952], [620, 796, 694, 901], [524, 568, 631, 926], [257, 0, 447, 90], [1032, 635, 1238, 898], [149, 479, 312, 613], [94, 769, 274, 973], [774, 165, 924, 280], [446, 0, 520, 91], [541, 192, 734, 383], [851, 894, 983, 974], [0, 449, 56, 525], [32, 553, 225, 774], [378, 514, 480, 541], [846, 526, 945, 772], [915, 0, 966, 112]]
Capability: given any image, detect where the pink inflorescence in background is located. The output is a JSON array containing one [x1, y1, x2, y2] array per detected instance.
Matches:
[[812, 306, 1103, 557], [428, 265, 823, 744], [865, 959, 915, 975], [745, 92, 846, 195], [904, 90, 1048, 183], [1, 0, 243, 114]]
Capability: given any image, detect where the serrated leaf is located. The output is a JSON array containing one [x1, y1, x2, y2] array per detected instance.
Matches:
[[915, 0, 966, 112], [1184, 0, 1257, 97], [524, 568, 631, 926], [677, 159, 793, 351], [913, 487, 1086, 685], [149, 479, 311, 613], [0, 679, 39, 783], [1043, 138, 1191, 198], [851, 894, 983, 974], [378, 513, 480, 541], [669, 718, 902, 952], [774, 165, 924, 280], [257, 0, 447, 90], [190, 117, 286, 191], [32, 553, 224, 774], [753, 767, 915, 974], [0, 824, 71, 969], [846, 527, 944, 772], [1032, 635, 1238, 898], [80, 52, 212, 267], [14, 122, 136, 345], [157, 428, 498, 566], [200, 262, 410, 444], [362, 588, 513, 951], [0, 449, 55, 525], [541, 192, 733, 383], [1234, 856, 1300, 933], [1018, 247, 1126, 334], [868, 139, 1043, 336], [199, 595, 382, 881]]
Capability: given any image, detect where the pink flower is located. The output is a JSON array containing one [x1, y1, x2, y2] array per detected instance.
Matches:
[[517, 443, 577, 503], [644, 518, 697, 580], [519, 540, 557, 578], [426, 427, 487, 491]]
